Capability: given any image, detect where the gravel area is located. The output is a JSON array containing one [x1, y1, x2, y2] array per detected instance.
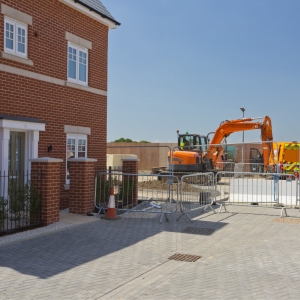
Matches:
[[139, 180, 220, 198], [0, 220, 75, 246]]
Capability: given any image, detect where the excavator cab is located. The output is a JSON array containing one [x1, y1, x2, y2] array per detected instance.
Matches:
[[177, 131, 208, 153], [249, 148, 264, 173]]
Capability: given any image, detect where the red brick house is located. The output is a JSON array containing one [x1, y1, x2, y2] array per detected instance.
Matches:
[[0, 0, 120, 210]]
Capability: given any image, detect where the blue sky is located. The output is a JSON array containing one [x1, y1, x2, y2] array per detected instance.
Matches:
[[105, 0, 300, 143]]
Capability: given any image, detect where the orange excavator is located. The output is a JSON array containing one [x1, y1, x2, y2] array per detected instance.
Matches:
[[154, 116, 275, 179], [203, 115, 274, 172]]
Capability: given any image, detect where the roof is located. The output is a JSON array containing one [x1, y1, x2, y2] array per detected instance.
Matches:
[[76, 0, 120, 25]]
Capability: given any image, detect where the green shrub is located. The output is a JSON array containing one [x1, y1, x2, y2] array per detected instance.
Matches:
[[8, 179, 42, 225], [0, 197, 8, 231], [95, 175, 119, 203], [117, 178, 137, 207]]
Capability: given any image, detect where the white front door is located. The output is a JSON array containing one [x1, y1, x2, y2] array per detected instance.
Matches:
[[0, 118, 45, 199]]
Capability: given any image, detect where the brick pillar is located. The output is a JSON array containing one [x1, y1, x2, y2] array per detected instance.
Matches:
[[30, 157, 63, 226], [69, 158, 97, 215], [122, 158, 139, 206]]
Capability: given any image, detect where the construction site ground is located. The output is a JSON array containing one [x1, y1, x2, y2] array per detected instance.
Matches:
[[0, 205, 300, 299], [138, 180, 209, 193]]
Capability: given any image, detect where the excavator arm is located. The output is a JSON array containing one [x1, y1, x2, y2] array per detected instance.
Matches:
[[205, 116, 274, 172]]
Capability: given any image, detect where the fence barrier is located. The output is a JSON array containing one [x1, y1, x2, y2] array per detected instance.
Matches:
[[176, 172, 215, 222], [95, 168, 300, 223], [95, 172, 180, 223], [0, 171, 43, 235]]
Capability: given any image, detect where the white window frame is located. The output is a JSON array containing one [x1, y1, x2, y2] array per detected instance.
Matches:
[[4, 17, 28, 58], [67, 42, 88, 86], [66, 134, 88, 184]]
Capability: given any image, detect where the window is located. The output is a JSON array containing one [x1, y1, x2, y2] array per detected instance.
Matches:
[[179, 136, 193, 150], [67, 42, 88, 85], [4, 17, 27, 57], [66, 134, 87, 184], [200, 137, 207, 151]]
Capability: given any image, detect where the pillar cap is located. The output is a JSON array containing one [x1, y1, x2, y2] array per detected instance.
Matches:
[[68, 158, 97, 162], [121, 158, 140, 162], [30, 157, 63, 163]]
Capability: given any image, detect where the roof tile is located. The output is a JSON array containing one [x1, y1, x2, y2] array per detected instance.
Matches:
[[76, 0, 120, 25]]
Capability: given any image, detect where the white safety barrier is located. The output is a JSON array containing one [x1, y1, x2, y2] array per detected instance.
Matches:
[[215, 172, 300, 217]]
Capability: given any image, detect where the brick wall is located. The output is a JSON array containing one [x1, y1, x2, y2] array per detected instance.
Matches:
[[31, 159, 62, 225], [0, 0, 108, 90], [0, 0, 109, 207], [69, 159, 97, 215], [0, 72, 107, 208]]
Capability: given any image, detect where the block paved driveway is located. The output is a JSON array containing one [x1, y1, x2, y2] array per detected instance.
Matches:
[[0, 205, 300, 299]]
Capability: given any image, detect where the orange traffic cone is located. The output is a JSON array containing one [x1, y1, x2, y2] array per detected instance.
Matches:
[[101, 187, 120, 220]]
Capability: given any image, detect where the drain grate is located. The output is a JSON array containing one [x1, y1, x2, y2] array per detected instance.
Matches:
[[168, 253, 201, 262], [183, 227, 215, 235], [273, 218, 300, 224]]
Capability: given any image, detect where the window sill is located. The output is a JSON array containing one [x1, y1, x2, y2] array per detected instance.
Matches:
[[65, 81, 107, 96], [1, 51, 33, 66], [64, 184, 70, 190], [66, 80, 88, 87]]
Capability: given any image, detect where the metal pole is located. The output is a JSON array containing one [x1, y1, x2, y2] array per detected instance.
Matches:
[[240, 108, 245, 171], [242, 111, 244, 166]]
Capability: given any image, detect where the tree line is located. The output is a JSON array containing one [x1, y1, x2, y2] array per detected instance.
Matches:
[[112, 138, 150, 143]]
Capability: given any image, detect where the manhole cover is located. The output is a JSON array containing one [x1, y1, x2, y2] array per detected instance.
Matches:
[[273, 218, 300, 224], [183, 227, 215, 235], [168, 253, 201, 262]]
